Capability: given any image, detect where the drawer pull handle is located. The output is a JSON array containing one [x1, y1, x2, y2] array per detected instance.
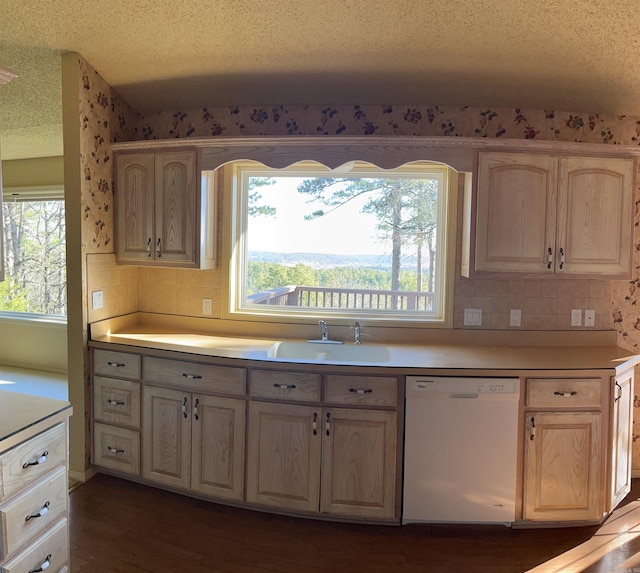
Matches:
[[29, 554, 51, 572], [274, 383, 297, 389], [349, 388, 373, 394], [26, 501, 50, 521], [107, 446, 125, 454], [615, 381, 623, 402], [146, 237, 152, 257], [530, 417, 536, 441], [107, 399, 125, 406], [107, 361, 126, 368], [313, 411, 318, 436], [553, 391, 577, 397], [194, 398, 200, 421], [547, 247, 553, 269], [23, 451, 48, 469], [182, 373, 203, 380]]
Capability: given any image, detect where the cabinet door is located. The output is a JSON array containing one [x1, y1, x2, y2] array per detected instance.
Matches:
[[191, 394, 245, 501], [115, 153, 155, 263], [154, 151, 198, 266], [557, 156, 634, 276], [610, 371, 634, 510], [524, 411, 602, 521], [142, 386, 191, 490], [320, 409, 397, 519], [246, 402, 321, 512], [475, 152, 557, 273]]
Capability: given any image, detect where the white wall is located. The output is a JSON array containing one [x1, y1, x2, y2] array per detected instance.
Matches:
[[0, 317, 67, 373]]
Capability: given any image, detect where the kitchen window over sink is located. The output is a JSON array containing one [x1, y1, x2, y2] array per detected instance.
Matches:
[[221, 160, 457, 325]]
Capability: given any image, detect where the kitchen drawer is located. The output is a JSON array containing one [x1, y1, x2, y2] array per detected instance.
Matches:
[[0, 467, 67, 559], [144, 356, 246, 395], [0, 424, 66, 502], [325, 375, 398, 406], [94, 376, 141, 428], [93, 349, 141, 380], [1, 517, 68, 573], [526, 378, 603, 408], [93, 423, 140, 476], [250, 370, 320, 402]]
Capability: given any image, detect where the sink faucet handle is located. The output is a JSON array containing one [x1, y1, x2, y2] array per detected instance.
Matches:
[[354, 321, 361, 344], [318, 320, 328, 341]]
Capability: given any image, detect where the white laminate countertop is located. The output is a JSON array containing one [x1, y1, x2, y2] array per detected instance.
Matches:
[[0, 384, 72, 451], [89, 317, 640, 372]]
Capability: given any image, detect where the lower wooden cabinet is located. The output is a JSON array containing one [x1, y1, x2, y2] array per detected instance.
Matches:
[[610, 368, 634, 510], [523, 410, 602, 521], [246, 401, 397, 520], [142, 386, 245, 501]]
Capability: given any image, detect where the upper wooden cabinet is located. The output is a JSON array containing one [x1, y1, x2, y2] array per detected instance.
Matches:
[[115, 151, 216, 268], [475, 152, 634, 277]]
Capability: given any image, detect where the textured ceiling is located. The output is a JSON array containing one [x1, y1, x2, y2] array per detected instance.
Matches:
[[2, 0, 640, 160]]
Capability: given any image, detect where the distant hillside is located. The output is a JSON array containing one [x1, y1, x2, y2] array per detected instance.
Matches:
[[249, 251, 418, 270]]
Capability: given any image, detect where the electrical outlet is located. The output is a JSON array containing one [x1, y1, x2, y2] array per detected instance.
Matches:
[[464, 308, 482, 326], [91, 290, 103, 310], [571, 308, 582, 327], [509, 309, 522, 327], [584, 309, 595, 327], [202, 298, 212, 316]]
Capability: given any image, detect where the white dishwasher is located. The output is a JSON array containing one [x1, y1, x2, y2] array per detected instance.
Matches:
[[403, 376, 520, 525]]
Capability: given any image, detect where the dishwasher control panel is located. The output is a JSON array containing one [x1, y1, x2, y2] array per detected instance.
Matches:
[[406, 376, 519, 395]]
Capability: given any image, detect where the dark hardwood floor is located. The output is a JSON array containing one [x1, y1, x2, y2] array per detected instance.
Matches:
[[69, 474, 640, 573]]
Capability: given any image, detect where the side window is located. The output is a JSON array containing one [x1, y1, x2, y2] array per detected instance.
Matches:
[[0, 190, 66, 317], [226, 160, 456, 324]]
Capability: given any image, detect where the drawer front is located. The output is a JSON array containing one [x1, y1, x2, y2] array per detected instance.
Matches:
[[0, 425, 66, 502], [144, 356, 246, 395], [93, 423, 140, 476], [93, 349, 141, 380], [0, 467, 67, 559], [325, 375, 398, 406], [1, 517, 68, 573], [526, 378, 602, 408], [250, 370, 321, 402], [93, 376, 141, 428]]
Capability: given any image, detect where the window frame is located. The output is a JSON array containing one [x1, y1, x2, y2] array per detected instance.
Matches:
[[221, 159, 458, 327], [0, 183, 67, 321]]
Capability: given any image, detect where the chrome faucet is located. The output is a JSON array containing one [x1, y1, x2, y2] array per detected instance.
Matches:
[[354, 321, 361, 344], [319, 320, 329, 342]]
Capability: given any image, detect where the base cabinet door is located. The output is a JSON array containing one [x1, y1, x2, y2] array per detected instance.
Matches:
[[246, 402, 321, 512], [321, 408, 397, 519], [523, 411, 602, 521], [142, 386, 191, 490], [610, 371, 634, 510], [191, 394, 245, 501]]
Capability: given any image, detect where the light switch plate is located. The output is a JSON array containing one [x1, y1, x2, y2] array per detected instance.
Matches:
[[91, 290, 103, 310], [509, 309, 521, 327], [464, 308, 482, 326], [202, 298, 213, 316], [571, 308, 582, 327]]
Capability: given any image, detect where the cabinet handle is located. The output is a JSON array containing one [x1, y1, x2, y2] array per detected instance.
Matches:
[[530, 417, 536, 441], [547, 247, 553, 269], [273, 383, 297, 389], [146, 237, 152, 258], [107, 446, 125, 454], [29, 554, 52, 573], [349, 388, 373, 394], [156, 237, 162, 258], [26, 501, 50, 521], [182, 373, 203, 380], [182, 397, 188, 419], [106, 361, 126, 368], [615, 381, 623, 402], [194, 398, 200, 421], [325, 412, 331, 436], [107, 399, 125, 406], [313, 411, 318, 436], [553, 391, 577, 397], [23, 451, 48, 469], [559, 247, 565, 270]]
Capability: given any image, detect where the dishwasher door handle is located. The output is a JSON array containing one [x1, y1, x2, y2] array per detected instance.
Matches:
[[448, 393, 479, 399]]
